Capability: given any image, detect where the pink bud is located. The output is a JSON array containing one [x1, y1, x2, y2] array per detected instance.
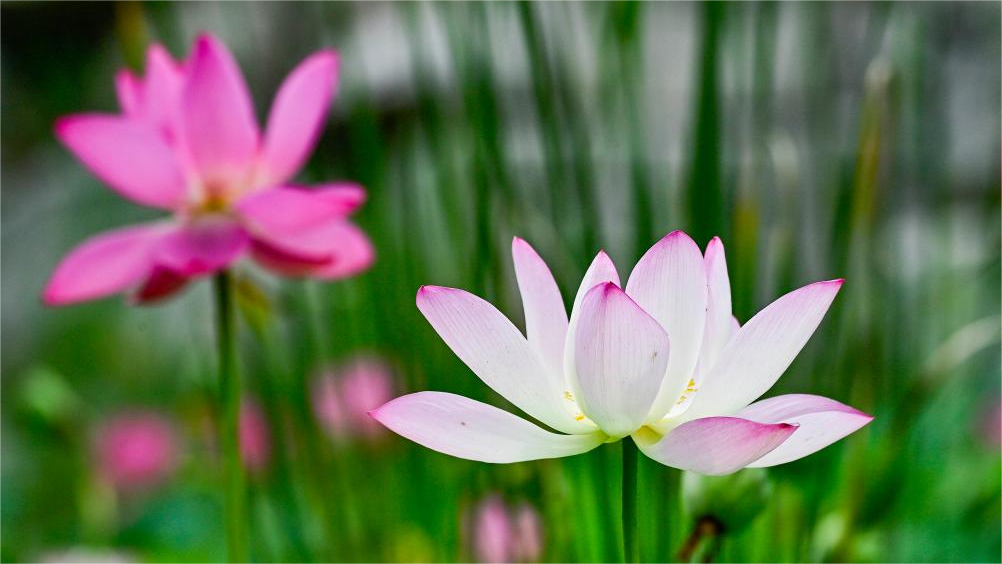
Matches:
[[240, 399, 271, 473], [94, 411, 178, 492], [312, 357, 395, 441], [977, 397, 1002, 449], [474, 495, 513, 564], [512, 502, 543, 562]]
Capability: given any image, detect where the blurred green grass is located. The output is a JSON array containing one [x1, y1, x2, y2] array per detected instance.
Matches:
[[1, 1, 1000, 562]]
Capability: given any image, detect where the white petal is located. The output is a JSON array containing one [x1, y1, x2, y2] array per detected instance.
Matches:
[[633, 417, 797, 475], [682, 280, 844, 421], [370, 392, 605, 463], [417, 286, 590, 434], [571, 283, 670, 437], [698, 237, 733, 373], [625, 231, 708, 423], [739, 394, 873, 467], [512, 237, 568, 378]]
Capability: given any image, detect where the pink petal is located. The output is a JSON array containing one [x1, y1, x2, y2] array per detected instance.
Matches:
[[512, 237, 568, 377], [634, 416, 797, 475], [180, 33, 259, 185], [115, 70, 141, 116], [237, 186, 344, 238], [131, 267, 190, 304], [54, 114, 186, 209], [699, 236, 733, 373], [370, 392, 604, 463], [44, 224, 167, 305], [738, 394, 873, 467], [625, 231, 708, 423], [417, 286, 590, 435], [682, 280, 844, 421], [260, 50, 338, 186], [307, 222, 375, 279], [571, 283, 669, 437], [140, 44, 186, 139], [571, 250, 620, 314], [311, 183, 367, 215], [154, 219, 249, 276]]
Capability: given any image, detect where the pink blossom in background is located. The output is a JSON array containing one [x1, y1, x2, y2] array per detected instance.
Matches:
[[473, 495, 513, 564], [372, 232, 873, 474], [511, 502, 543, 562], [977, 398, 1001, 449], [467, 495, 544, 563], [94, 412, 178, 491], [239, 399, 271, 473], [312, 357, 395, 441], [44, 33, 373, 306]]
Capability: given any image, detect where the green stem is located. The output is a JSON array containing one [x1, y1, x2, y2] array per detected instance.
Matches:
[[214, 271, 247, 562], [622, 440, 639, 563]]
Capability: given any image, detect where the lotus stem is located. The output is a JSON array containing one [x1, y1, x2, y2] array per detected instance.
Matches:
[[622, 440, 639, 563]]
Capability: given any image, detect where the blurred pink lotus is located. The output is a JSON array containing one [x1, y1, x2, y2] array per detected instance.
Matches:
[[44, 33, 373, 306], [977, 398, 1001, 449], [94, 412, 178, 491], [469, 495, 543, 563], [312, 357, 395, 441], [240, 399, 271, 473]]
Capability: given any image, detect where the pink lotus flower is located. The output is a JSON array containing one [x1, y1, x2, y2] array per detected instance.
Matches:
[[467, 495, 544, 563], [239, 399, 270, 473], [44, 33, 373, 305], [94, 411, 179, 491], [312, 357, 395, 441], [372, 231, 873, 475]]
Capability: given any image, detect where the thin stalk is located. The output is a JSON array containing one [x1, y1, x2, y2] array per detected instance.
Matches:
[[214, 271, 247, 562], [622, 440, 639, 563]]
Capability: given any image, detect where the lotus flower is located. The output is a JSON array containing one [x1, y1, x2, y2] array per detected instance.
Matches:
[[239, 399, 271, 473], [372, 231, 872, 475], [44, 33, 373, 305], [312, 357, 395, 441], [467, 495, 544, 563], [94, 411, 179, 491]]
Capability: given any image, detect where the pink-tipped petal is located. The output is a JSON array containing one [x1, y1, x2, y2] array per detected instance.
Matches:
[[738, 394, 873, 467], [54, 114, 186, 208], [512, 237, 568, 376], [417, 286, 589, 435], [682, 280, 844, 421], [44, 224, 167, 305], [571, 283, 669, 437], [571, 250, 620, 314], [699, 237, 733, 372], [154, 219, 248, 276], [625, 231, 708, 424], [370, 392, 604, 463], [260, 50, 338, 186], [180, 33, 259, 185], [634, 417, 797, 475]]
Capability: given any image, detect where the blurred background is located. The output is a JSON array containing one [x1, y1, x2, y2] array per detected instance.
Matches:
[[2, 1, 1000, 562]]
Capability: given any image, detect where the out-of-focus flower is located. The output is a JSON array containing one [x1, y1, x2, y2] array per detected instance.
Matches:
[[38, 547, 135, 563], [44, 33, 373, 306], [467, 495, 544, 563], [372, 232, 872, 474], [511, 502, 543, 562], [977, 398, 1001, 449], [94, 411, 178, 491], [312, 357, 395, 441], [239, 399, 271, 473]]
